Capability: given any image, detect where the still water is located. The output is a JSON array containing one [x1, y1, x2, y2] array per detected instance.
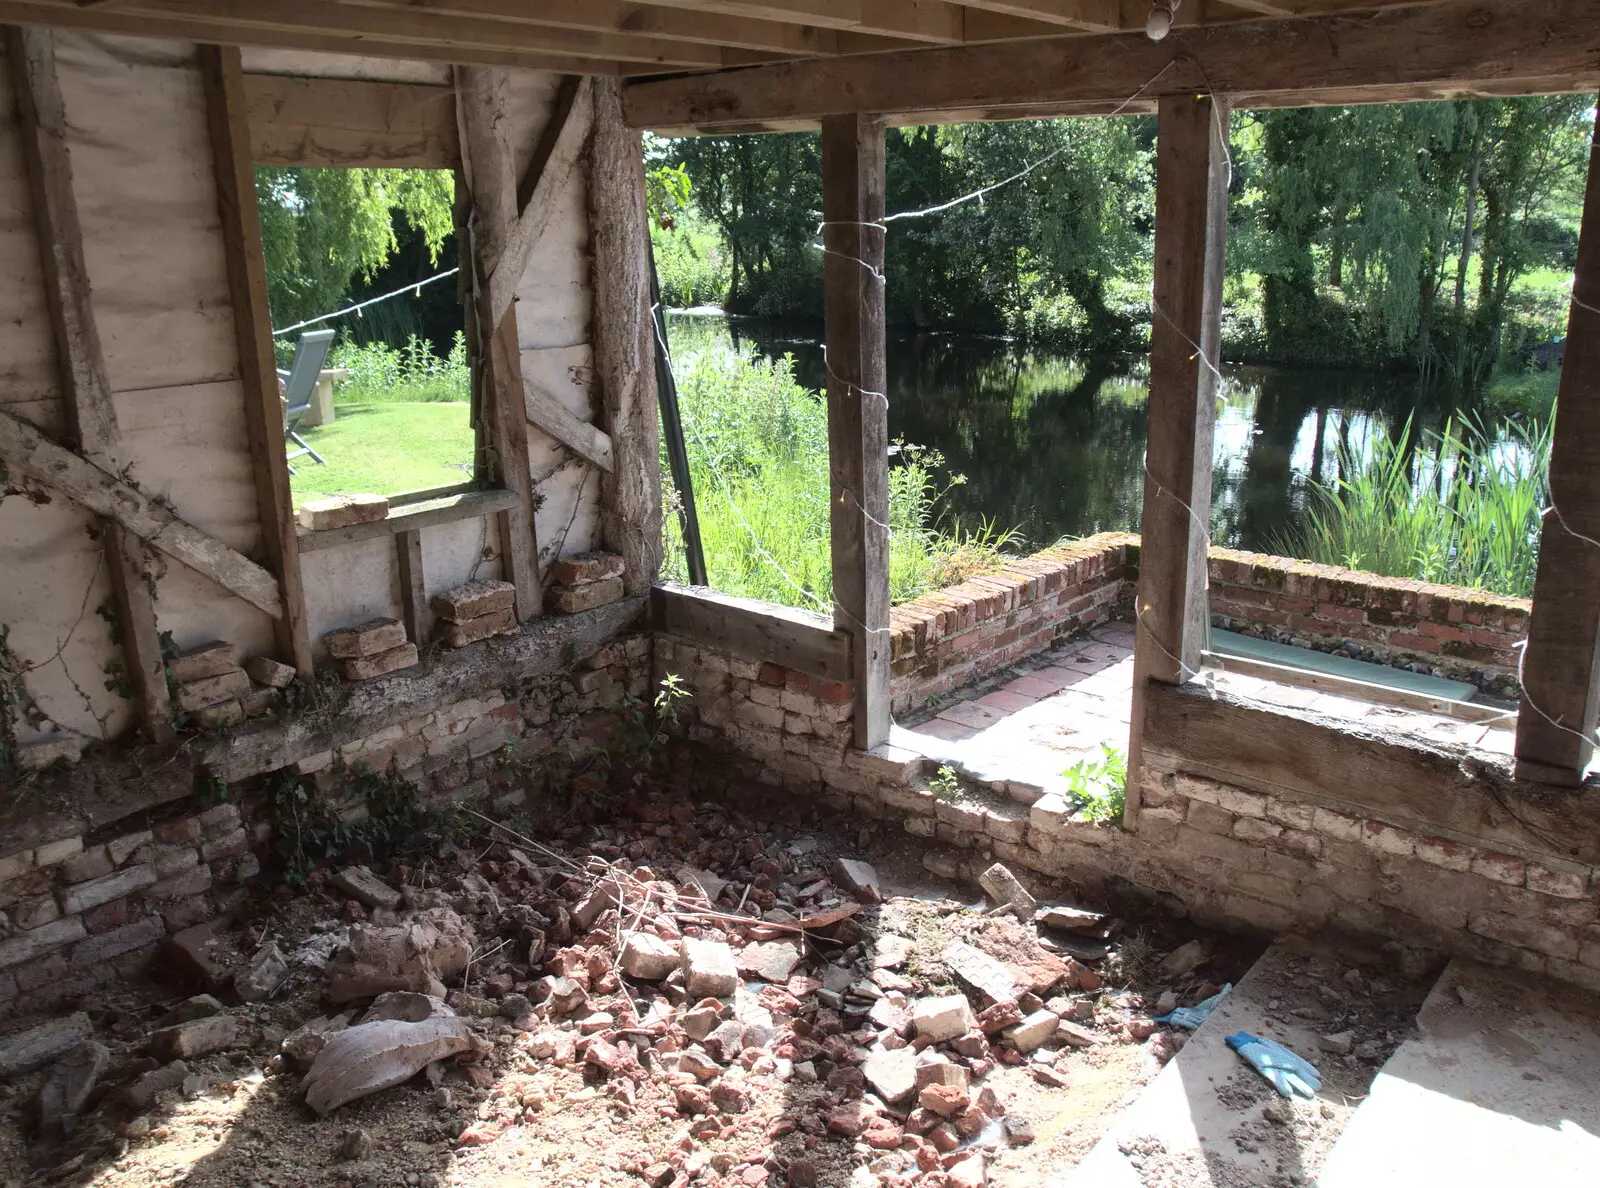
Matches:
[[670, 313, 1495, 555]]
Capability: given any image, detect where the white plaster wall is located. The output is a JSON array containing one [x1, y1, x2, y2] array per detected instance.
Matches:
[[0, 46, 124, 739], [56, 34, 277, 675], [502, 70, 601, 570]]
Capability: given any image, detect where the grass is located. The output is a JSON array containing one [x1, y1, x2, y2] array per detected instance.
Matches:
[[660, 323, 1021, 610], [289, 403, 474, 504], [287, 335, 475, 505], [1274, 414, 1551, 598]]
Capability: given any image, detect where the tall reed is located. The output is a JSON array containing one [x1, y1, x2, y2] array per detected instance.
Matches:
[[1278, 414, 1550, 599], [660, 335, 1019, 610]]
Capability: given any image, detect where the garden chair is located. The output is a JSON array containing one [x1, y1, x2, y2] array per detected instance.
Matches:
[[279, 328, 337, 471]]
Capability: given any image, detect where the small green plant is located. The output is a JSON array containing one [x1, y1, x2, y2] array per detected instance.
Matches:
[[929, 764, 964, 804], [1061, 743, 1127, 823], [265, 758, 428, 888], [0, 624, 31, 781], [197, 772, 231, 805]]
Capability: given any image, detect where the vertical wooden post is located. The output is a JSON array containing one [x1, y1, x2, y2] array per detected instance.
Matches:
[[10, 25, 174, 741], [1515, 105, 1600, 786], [589, 77, 664, 597], [455, 65, 541, 621], [1126, 92, 1231, 827], [395, 528, 432, 646], [822, 114, 890, 751], [199, 43, 313, 675]]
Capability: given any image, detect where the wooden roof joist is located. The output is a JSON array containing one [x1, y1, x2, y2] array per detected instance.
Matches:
[[623, 0, 1600, 131]]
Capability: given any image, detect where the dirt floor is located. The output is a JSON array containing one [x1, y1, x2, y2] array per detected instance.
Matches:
[[0, 788, 1401, 1188]]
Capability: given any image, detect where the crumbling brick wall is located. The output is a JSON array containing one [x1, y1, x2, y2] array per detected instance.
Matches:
[[660, 627, 1599, 997], [0, 623, 652, 1017], [1208, 547, 1530, 696], [888, 532, 1135, 716]]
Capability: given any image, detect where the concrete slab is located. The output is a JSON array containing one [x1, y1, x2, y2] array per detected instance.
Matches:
[[1051, 944, 1374, 1187], [1211, 628, 1478, 702], [1316, 960, 1600, 1188]]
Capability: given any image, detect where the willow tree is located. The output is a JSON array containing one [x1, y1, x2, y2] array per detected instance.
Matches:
[[256, 167, 456, 332]]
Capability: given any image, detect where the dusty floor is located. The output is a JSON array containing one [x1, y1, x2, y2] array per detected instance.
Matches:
[[0, 789, 1278, 1188]]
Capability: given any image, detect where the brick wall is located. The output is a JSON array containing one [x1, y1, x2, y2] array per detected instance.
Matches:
[[1208, 547, 1530, 696], [889, 532, 1136, 715], [656, 610, 1597, 997], [0, 617, 651, 1016]]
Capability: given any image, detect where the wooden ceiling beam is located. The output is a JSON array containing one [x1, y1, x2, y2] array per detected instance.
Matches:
[[638, 0, 968, 43], [957, 0, 1122, 32], [335, 0, 848, 56], [108, 0, 748, 66], [0, 0, 636, 71], [624, 0, 1600, 129]]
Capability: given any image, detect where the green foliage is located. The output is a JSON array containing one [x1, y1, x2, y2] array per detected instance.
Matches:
[[659, 323, 1020, 610], [1061, 744, 1127, 823], [1277, 414, 1550, 597], [0, 624, 29, 781], [257, 167, 455, 331], [652, 211, 727, 309], [929, 764, 964, 803], [332, 332, 471, 404], [265, 759, 428, 889]]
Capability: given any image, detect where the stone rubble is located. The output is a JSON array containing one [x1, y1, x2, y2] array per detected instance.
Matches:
[[0, 789, 1226, 1188]]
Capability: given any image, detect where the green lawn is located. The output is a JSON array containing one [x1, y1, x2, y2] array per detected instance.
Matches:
[[289, 402, 475, 506]]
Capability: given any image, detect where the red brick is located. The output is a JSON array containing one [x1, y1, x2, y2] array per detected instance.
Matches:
[[83, 898, 132, 934], [815, 680, 853, 704], [757, 663, 785, 686], [1390, 633, 1442, 654]]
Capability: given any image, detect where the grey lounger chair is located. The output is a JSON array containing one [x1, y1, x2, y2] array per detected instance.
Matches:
[[278, 327, 337, 471]]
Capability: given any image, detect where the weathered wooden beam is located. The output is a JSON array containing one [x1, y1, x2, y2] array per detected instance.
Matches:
[[201, 44, 313, 675], [588, 78, 664, 599], [1126, 91, 1229, 829], [455, 64, 542, 620], [1144, 681, 1600, 867], [395, 528, 432, 648], [958, 0, 1121, 31], [8, 24, 174, 742], [1515, 104, 1600, 786], [822, 112, 890, 750], [66, 0, 741, 66], [652, 584, 852, 681], [523, 378, 615, 473], [0, 1, 628, 75], [296, 488, 519, 553], [0, 409, 285, 618], [623, 0, 1600, 129], [243, 74, 459, 169], [485, 77, 591, 331]]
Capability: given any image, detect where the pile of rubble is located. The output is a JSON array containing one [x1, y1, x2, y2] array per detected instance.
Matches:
[[0, 794, 1237, 1187]]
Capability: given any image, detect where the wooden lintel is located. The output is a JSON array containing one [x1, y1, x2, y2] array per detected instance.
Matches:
[[200, 43, 313, 673], [653, 584, 852, 682], [1515, 104, 1600, 785], [1144, 681, 1600, 868], [0, 409, 286, 619], [295, 487, 519, 553], [822, 112, 890, 750], [623, 0, 1600, 129], [1126, 91, 1229, 830], [243, 74, 460, 169], [9, 24, 174, 741], [524, 377, 615, 472]]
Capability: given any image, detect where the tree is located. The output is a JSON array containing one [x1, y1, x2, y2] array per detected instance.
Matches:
[[256, 167, 455, 332]]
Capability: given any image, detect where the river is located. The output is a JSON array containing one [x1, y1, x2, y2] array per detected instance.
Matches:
[[666, 312, 1510, 556]]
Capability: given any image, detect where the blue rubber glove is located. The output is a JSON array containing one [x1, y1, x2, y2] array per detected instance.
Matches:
[[1154, 983, 1231, 1030], [1225, 1031, 1322, 1099]]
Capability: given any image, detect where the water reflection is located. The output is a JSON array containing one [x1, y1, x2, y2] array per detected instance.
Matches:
[[670, 313, 1490, 554]]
